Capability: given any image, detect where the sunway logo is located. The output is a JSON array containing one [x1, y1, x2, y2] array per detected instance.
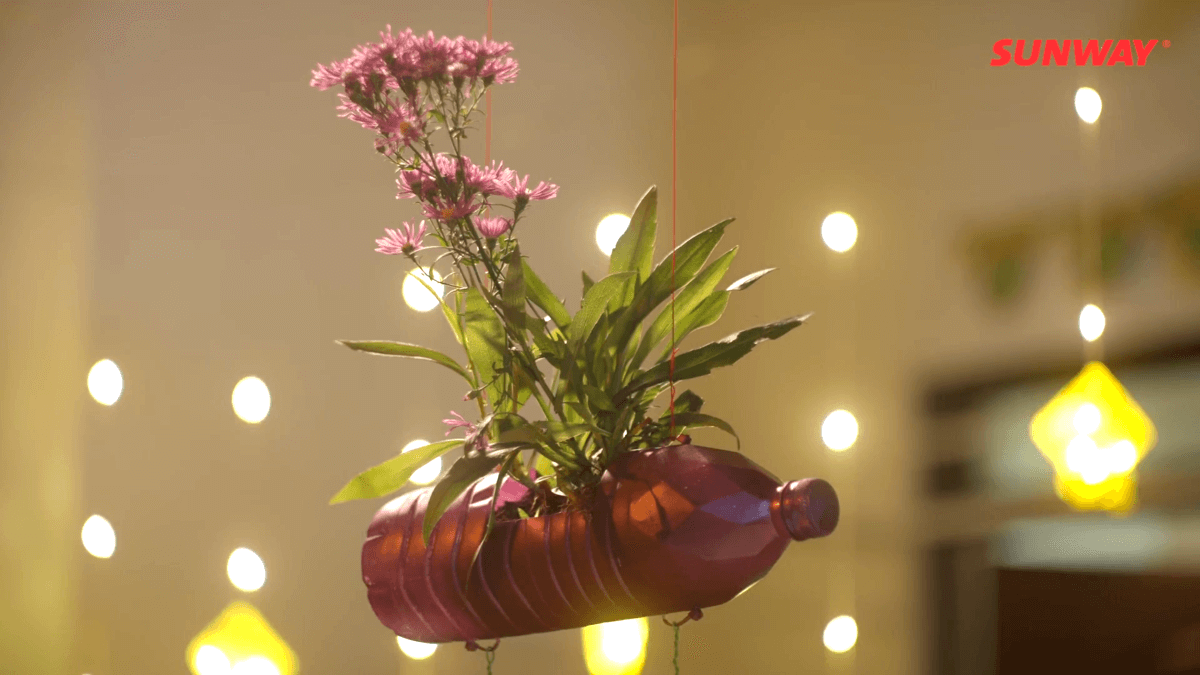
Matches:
[[990, 39, 1169, 66]]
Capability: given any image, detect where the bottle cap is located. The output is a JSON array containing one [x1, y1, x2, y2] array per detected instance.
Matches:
[[773, 478, 839, 541]]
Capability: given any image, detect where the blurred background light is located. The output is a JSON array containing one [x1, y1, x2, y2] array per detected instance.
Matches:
[[185, 602, 296, 675], [596, 214, 631, 256], [1079, 304, 1106, 342], [401, 268, 444, 312], [232, 376, 270, 424], [582, 618, 648, 675], [227, 548, 266, 592], [81, 514, 116, 559], [1075, 87, 1102, 124], [87, 359, 123, 405], [402, 439, 442, 485], [821, 410, 859, 451], [821, 212, 858, 252], [823, 615, 858, 653], [396, 637, 437, 660]]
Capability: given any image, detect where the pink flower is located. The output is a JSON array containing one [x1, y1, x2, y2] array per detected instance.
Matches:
[[375, 221, 427, 254], [475, 216, 512, 238], [480, 57, 519, 85], [443, 411, 477, 435], [373, 105, 424, 153], [423, 194, 479, 222], [412, 31, 461, 80], [464, 159, 515, 196], [457, 37, 517, 80], [396, 169, 438, 200], [497, 174, 559, 202]]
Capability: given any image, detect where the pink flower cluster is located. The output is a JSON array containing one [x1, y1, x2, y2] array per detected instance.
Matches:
[[311, 26, 519, 93]]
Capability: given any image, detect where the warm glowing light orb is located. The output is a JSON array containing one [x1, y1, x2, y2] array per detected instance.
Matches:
[[227, 548, 267, 592], [821, 212, 858, 253], [596, 214, 631, 256], [185, 602, 297, 675], [232, 377, 271, 424], [823, 615, 858, 653], [821, 410, 859, 451], [1072, 402, 1102, 435], [402, 439, 443, 485], [88, 359, 123, 405], [81, 514, 116, 559], [396, 636, 437, 660], [1079, 304, 1106, 342], [1075, 87, 1102, 124], [194, 645, 232, 675], [230, 656, 280, 675], [582, 618, 649, 675], [402, 268, 444, 312]]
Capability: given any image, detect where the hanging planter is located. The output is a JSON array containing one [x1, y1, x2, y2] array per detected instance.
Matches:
[[311, 26, 838, 646], [363, 443, 838, 643]]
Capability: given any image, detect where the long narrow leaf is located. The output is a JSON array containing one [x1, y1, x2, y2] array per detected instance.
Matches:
[[608, 186, 657, 282], [463, 288, 507, 406], [329, 439, 463, 504], [655, 291, 729, 362], [338, 340, 472, 384], [468, 451, 521, 580], [633, 246, 737, 367], [422, 453, 505, 544], [727, 267, 775, 291], [501, 246, 527, 333], [522, 260, 571, 328], [664, 412, 740, 449], [568, 272, 634, 345], [606, 221, 734, 361], [618, 314, 811, 400]]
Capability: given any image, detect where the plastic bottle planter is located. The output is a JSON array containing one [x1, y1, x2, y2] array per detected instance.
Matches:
[[362, 444, 839, 643]]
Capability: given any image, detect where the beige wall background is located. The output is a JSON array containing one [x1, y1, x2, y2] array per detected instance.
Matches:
[[2, 0, 1199, 673]]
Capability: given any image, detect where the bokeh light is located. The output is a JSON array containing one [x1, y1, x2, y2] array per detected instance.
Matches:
[[821, 212, 858, 253], [402, 268, 444, 312], [1079, 304, 1106, 342], [87, 359, 123, 406], [227, 548, 267, 592], [194, 645, 232, 675], [596, 214, 631, 257], [582, 618, 649, 675], [402, 439, 443, 486], [1075, 87, 1102, 124], [81, 514, 116, 559], [1072, 403, 1102, 435], [821, 410, 859, 451], [396, 636, 437, 660], [232, 377, 271, 424], [823, 615, 858, 653]]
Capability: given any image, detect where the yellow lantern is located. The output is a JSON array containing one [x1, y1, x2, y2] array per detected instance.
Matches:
[[581, 618, 649, 675], [1030, 361, 1156, 512], [186, 602, 298, 675]]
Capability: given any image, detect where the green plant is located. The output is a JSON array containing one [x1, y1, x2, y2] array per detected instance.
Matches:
[[314, 27, 808, 543]]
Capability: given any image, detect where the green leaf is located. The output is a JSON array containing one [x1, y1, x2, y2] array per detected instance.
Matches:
[[338, 340, 472, 384], [656, 291, 729, 362], [463, 288, 507, 406], [672, 390, 704, 414], [541, 420, 592, 442], [468, 451, 520, 580], [633, 244, 737, 366], [581, 384, 616, 412], [607, 220, 734, 366], [618, 314, 810, 401], [501, 247, 527, 333], [329, 439, 463, 504], [727, 268, 775, 291], [581, 271, 595, 296], [568, 272, 634, 345], [522, 260, 571, 328], [422, 453, 504, 544], [665, 412, 740, 449], [440, 288, 467, 346], [608, 186, 658, 282]]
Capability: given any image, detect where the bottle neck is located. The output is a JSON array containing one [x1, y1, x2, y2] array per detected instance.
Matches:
[[770, 478, 840, 542]]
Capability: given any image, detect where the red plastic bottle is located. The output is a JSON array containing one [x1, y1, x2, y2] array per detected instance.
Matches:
[[362, 444, 838, 643]]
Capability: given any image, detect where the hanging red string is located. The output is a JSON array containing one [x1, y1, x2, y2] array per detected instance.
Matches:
[[668, 0, 679, 435]]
